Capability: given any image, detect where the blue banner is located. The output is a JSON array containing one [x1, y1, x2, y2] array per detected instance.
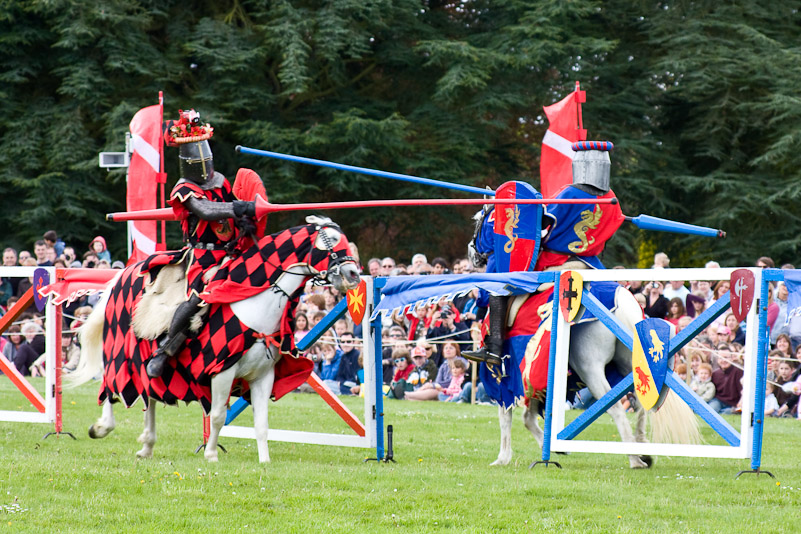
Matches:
[[372, 272, 554, 320], [786, 270, 801, 324]]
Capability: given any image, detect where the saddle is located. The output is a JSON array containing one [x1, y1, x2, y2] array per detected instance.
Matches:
[[132, 262, 210, 340]]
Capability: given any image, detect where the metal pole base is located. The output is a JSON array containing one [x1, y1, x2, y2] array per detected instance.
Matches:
[[43, 431, 76, 440], [530, 460, 562, 469], [735, 468, 775, 479], [364, 424, 396, 463], [194, 443, 227, 454]]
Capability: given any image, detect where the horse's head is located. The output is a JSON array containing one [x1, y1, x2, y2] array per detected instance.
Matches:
[[467, 208, 493, 268], [304, 215, 361, 292]]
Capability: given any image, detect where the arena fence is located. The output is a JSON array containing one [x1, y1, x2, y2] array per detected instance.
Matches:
[[542, 267, 773, 474], [0, 266, 59, 431], [221, 276, 385, 460]]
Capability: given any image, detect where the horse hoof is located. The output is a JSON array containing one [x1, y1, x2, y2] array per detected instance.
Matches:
[[89, 424, 110, 439], [640, 455, 654, 468], [205, 454, 219, 463], [135, 449, 153, 459], [490, 458, 510, 466]]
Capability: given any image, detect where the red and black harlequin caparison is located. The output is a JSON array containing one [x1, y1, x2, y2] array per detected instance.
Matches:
[[98, 221, 356, 414]]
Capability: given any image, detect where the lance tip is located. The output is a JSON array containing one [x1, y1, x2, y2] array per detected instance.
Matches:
[[235, 145, 242, 153]]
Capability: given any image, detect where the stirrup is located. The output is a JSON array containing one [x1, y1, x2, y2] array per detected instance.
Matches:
[[462, 347, 503, 366]]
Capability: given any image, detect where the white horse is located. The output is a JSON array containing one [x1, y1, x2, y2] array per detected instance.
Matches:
[[69, 216, 360, 463], [491, 287, 700, 469]]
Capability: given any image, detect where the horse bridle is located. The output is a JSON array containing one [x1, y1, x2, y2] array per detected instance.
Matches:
[[311, 222, 357, 285]]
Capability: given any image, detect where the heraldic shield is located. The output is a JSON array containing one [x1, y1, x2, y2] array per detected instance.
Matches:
[[493, 181, 543, 273], [346, 279, 367, 325], [631, 318, 671, 411], [730, 269, 755, 323], [559, 270, 583, 322]]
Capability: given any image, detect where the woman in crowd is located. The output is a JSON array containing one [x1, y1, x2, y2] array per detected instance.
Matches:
[[665, 297, 687, 326], [404, 341, 466, 401]]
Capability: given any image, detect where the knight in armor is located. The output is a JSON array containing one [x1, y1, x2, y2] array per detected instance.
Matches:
[[463, 141, 623, 367], [146, 110, 259, 378]]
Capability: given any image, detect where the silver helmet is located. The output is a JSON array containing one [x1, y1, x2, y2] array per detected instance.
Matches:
[[571, 141, 613, 196], [179, 140, 214, 184]]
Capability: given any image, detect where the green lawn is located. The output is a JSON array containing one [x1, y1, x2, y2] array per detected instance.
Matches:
[[1, 377, 800, 533]]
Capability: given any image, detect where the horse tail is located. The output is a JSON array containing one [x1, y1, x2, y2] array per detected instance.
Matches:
[[66, 288, 112, 388], [650, 389, 702, 445]]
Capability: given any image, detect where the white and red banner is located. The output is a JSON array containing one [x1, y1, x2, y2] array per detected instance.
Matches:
[[540, 82, 587, 198], [127, 101, 163, 263]]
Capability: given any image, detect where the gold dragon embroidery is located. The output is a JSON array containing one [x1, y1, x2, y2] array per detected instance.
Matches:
[[503, 206, 520, 253], [567, 207, 602, 253]]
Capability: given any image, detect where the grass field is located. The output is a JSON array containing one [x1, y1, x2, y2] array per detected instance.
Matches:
[[1, 377, 800, 533]]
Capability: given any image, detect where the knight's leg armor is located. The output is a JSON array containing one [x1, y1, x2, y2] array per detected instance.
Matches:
[[463, 295, 507, 366], [146, 294, 202, 378]]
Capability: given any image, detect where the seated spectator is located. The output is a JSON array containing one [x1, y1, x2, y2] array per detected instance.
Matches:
[[316, 339, 342, 395], [709, 344, 743, 414], [665, 297, 687, 326], [406, 345, 438, 392], [389, 349, 415, 399], [764, 382, 780, 417], [723, 312, 745, 345], [686, 292, 706, 318], [436, 358, 467, 401], [366, 258, 381, 277], [293, 312, 310, 344], [675, 363, 688, 382], [774, 360, 796, 416], [13, 322, 44, 376], [88, 236, 111, 263], [755, 256, 774, 269], [426, 305, 470, 367], [405, 341, 466, 401], [690, 363, 716, 403], [663, 280, 690, 301], [336, 332, 361, 395], [643, 281, 668, 319], [2, 325, 26, 368], [431, 257, 449, 275]]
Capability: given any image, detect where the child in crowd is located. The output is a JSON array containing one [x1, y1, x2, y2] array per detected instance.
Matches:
[[88, 236, 111, 263], [774, 361, 797, 417], [436, 358, 467, 401], [691, 363, 716, 403], [675, 363, 687, 383], [389, 349, 414, 399], [767, 350, 783, 382], [407, 345, 438, 392], [318, 341, 343, 394], [765, 382, 779, 417], [294, 312, 310, 344]]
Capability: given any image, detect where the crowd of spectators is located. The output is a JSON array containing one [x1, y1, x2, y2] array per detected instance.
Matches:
[[2, 231, 800, 416], [0, 230, 115, 376]]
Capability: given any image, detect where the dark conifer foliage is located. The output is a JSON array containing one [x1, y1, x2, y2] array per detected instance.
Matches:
[[1, 1, 799, 265]]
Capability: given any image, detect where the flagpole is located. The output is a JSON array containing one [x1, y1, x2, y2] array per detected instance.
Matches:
[[157, 91, 167, 251]]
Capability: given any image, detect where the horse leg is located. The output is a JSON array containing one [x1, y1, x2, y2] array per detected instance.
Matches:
[[522, 400, 544, 449], [491, 405, 514, 466], [584, 375, 648, 469], [248, 366, 276, 463], [88, 399, 116, 439], [136, 402, 157, 458], [206, 366, 237, 462]]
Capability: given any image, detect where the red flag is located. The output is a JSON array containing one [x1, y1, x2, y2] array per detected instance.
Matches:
[[539, 82, 587, 198], [127, 103, 162, 263]]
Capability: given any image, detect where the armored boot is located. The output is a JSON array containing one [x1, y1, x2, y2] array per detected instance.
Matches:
[[146, 294, 202, 378], [463, 295, 507, 366]]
